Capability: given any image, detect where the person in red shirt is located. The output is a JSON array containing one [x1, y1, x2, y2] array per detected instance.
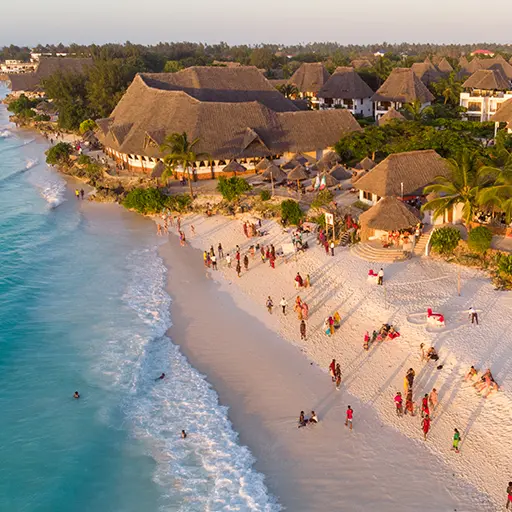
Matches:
[[329, 359, 336, 382], [394, 392, 403, 416], [422, 414, 431, 441], [295, 272, 303, 289], [421, 394, 430, 418], [345, 405, 353, 430]]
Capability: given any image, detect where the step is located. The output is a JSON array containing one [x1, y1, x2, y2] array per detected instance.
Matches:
[[351, 244, 407, 263]]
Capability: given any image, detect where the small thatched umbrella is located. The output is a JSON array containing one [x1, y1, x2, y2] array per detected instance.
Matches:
[[151, 160, 165, 179], [318, 151, 341, 169], [292, 153, 317, 166], [262, 163, 287, 195], [329, 164, 352, 181], [222, 160, 247, 176], [358, 197, 421, 241], [355, 156, 376, 171], [288, 164, 309, 198], [282, 158, 301, 170], [255, 158, 271, 171], [319, 172, 339, 188]]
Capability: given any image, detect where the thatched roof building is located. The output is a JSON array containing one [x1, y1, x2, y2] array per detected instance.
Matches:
[[351, 59, 372, 70], [318, 67, 374, 100], [462, 69, 511, 91], [459, 56, 512, 81], [372, 68, 434, 104], [289, 63, 330, 94], [262, 164, 287, 182], [354, 150, 450, 198], [288, 165, 309, 181], [437, 58, 454, 75], [376, 107, 405, 126], [222, 160, 247, 174], [359, 197, 421, 240], [255, 158, 271, 171], [9, 57, 93, 93], [150, 161, 166, 178], [411, 62, 442, 86], [491, 97, 512, 127], [329, 164, 352, 180], [354, 156, 376, 171], [95, 69, 361, 167]]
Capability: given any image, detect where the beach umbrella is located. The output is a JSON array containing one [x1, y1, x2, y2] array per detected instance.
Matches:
[[262, 164, 287, 196], [288, 164, 309, 198], [354, 156, 376, 171], [319, 172, 339, 188], [255, 158, 271, 171], [329, 164, 352, 181], [222, 160, 247, 176], [292, 153, 317, 166], [282, 158, 301, 170], [151, 161, 165, 178], [318, 151, 341, 170]]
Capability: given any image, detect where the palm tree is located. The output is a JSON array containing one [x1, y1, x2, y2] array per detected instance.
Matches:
[[402, 100, 425, 122], [159, 132, 207, 198], [422, 151, 494, 229], [479, 151, 512, 223], [277, 83, 299, 99], [433, 72, 463, 105]]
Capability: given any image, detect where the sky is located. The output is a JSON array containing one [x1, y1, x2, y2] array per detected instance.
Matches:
[[1, 0, 511, 47]]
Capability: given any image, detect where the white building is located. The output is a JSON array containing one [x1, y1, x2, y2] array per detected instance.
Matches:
[[317, 67, 374, 117], [0, 60, 36, 73], [460, 69, 512, 122], [372, 68, 434, 119]]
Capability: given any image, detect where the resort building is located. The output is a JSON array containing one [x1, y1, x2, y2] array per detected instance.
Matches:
[[94, 66, 362, 179], [317, 67, 374, 116], [458, 56, 512, 81], [288, 63, 330, 108], [459, 69, 512, 122], [8, 57, 92, 96], [411, 60, 442, 86], [372, 68, 434, 119], [0, 60, 36, 74], [491, 97, 512, 133], [437, 57, 454, 76]]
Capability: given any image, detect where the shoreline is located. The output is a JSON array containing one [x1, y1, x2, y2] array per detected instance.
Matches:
[[159, 230, 491, 511]]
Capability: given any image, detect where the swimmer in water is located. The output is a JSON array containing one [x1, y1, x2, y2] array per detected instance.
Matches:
[[73, 391, 80, 399], [155, 373, 165, 381], [181, 430, 187, 439]]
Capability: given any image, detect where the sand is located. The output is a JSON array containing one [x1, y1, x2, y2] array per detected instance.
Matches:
[[159, 221, 498, 511]]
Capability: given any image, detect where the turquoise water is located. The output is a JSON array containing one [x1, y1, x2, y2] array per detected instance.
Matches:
[[0, 87, 278, 512]]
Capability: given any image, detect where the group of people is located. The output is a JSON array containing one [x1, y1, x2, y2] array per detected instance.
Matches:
[[323, 313, 341, 337], [465, 366, 500, 397], [74, 188, 85, 200], [298, 410, 318, 427], [363, 324, 400, 349], [420, 343, 439, 362], [242, 220, 261, 238], [329, 358, 342, 390]]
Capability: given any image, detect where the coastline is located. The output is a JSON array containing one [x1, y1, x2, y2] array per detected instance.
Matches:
[[159, 230, 491, 511]]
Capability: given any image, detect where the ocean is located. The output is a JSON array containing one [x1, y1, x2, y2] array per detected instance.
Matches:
[[0, 85, 279, 512]]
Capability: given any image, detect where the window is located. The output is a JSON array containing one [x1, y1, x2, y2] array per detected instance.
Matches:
[[363, 191, 372, 200], [467, 102, 482, 112]]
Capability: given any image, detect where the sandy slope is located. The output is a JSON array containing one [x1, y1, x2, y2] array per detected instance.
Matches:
[[160, 212, 510, 510]]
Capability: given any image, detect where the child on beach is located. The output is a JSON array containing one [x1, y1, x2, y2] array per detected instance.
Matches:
[[345, 406, 353, 430], [243, 254, 249, 271], [394, 392, 403, 416], [266, 296, 274, 314], [452, 428, 461, 453], [226, 253, 232, 268]]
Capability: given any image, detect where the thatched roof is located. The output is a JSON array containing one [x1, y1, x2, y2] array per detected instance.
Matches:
[[359, 197, 421, 232], [459, 56, 469, 68], [140, 66, 298, 112], [282, 158, 301, 170], [82, 130, 98, 143], [351, 59, 372, 70], [288, 164, 309, 181], [318, 67, 374, 100], [354, 149, 450, 197], [354, 156, 376, 171], [9, 57, 92, 92], [255, 158, 271, 171], [463, 69, 510, 90], [319, 172, 339, 187], [262, 164, 287, 181], [491, 97, 512, 124], [372, 68, 434, 104], [318, 150, 341, 168], [289, 63, 330, 94], [411, 62, 442, 86], [291, 153, 317, 166], [329, 164, 352, 180], [222, 160, 247, 173], [437, 58, 454, 75], [150, 161, 165, 178], [460, 57, 512, 81], [377, 107, 406, 126], [95, 73, 362, 161]]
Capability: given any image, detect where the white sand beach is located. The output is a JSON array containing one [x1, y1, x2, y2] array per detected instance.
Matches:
[[159, 211, 512, 510]]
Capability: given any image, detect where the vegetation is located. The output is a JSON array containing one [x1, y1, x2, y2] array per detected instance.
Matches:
[[160, 132, 207, 197], [46, 142, 73, 166], [467, 226, 493, 254], [6, 94, 38, 121], [122, 188, 191, 214], [216, 176, 251, 202], [259, 190, 271, 201], [429, 227, 461, 255], [498, 253, 512, 276], [76, 154, 92, 166], [79, 119, 97, 134], [280, 200, 304, 226], [311, 189, 334, 209], [276, 83, 299, 99]]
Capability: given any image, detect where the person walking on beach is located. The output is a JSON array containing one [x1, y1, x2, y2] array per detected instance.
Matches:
[[298, 411, 306, 428], [345, 405, 353, 430], [218, 243, 224, 259], [506, 482, 512, 509], [394, 392, 403, 416], [422, 414, 431, 441], [469, 306, 479, 325], [304, 274, 311, 288], [329, 359, 336, 382], [243, 254, 249, 271], [421, 394, 429, 418], [295, 272, 303, 289], [211, 254, 217, 270], [330, 241, 335, 256], [280, 297, 288, 315], [266, 296, 274, 314], [429, 388, 438, 411], [405, 389, 414, 416], [406, 368, 415, 391], [226, 253, 232, 268], [300, 320, 307, 340], [260, 246, 266, 263], [75, 189, 80, 200], [236, 260, 241, 278], [451, 428, 461, 453], [335, 363, 342, 390], [80, 188, 84, 200], [377, 268, 384, 285]]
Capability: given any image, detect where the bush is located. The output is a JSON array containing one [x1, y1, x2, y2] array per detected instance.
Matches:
[[46, 142, 73, 166], [167, 194, 192, 212], [34, 114, 51, 122], [467, 226, 493, 254], [430, 227, 461, 255], [79, 119, 97, 134], [280, 199, 304, 226], [216, 176, 251, 202], [123, 188, 170, 214], [311, 189, 334, 209], [77, 154, 92, 166], [7, 94, 38, 115], [84, 163, 103, 182], [498, 254, 512, 276], [260, 190, 271, 201]]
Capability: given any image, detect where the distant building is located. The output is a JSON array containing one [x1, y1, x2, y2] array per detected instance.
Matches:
[[374, 50, 386, 58], [94, 66, 362, 178], [470, 49, 495, 57], [460, 69, 512, 122], [457, 55, 512, 81], [288, 63, 330, 108], [372, 68, 434, 119], [351, 59, 372, 70], [317, 67, 374, 117], [8, 57, 92, 96], [437, 57, 454, 76], [0, 60, 35, 74], [411, 59, 442, 86]]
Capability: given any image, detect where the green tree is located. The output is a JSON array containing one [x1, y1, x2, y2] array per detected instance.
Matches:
[[250, 47, 275, 70], [467, 226, 493, 254], [429, 227, 461, 254], [479, 151, 512, 223], [159, 132, 207, 197], [422, 151, 493, 229], [216, 176, 251, 202], [46, 142, 73, 166], [280, 200, 304, 225], [7, 94, 38, 115], [123, 187, 169, 214], [432, 72, 463, 105], [276, 83, 299, 99], [163, 60, 183, 73], [79, 119, 97, 134]]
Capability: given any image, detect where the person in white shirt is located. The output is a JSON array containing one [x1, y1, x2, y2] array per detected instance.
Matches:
[[210, 254, 217, 270], [469, 307, 478, 325], [377, 268, 384, 285], [225, 253, 231, 268], [279, 297, 288, 315]]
